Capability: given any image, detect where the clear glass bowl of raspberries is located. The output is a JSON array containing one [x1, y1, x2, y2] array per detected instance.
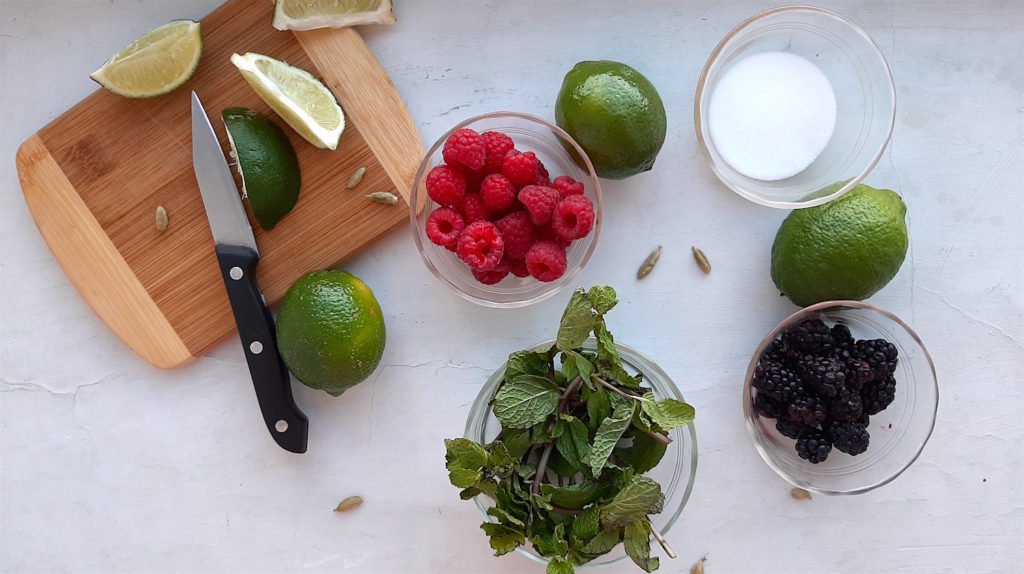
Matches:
[[466, 339, 697, 568], [410, 112, 602, 307], [743, 301, 938, 495]]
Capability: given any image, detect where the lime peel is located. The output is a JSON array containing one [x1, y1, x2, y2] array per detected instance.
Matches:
[[90, 20, 203, 99]]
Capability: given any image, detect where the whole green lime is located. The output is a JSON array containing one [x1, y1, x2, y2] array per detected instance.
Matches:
[[222, 107, 300, 230], [771, 184, 909, 307], [555, 60, 667, 180], [276, 270, 386, 396]]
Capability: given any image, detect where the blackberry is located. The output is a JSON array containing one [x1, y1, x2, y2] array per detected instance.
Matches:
[[798, 356, 846, 398], [862, 375, 897, 415], [832, 387, 863, 422], [795, 431, 832, 464], [754, 392, 785, 419], [843, 358, 874, 390], [788, 396, 828, 426], [829, 421, 870, 455], [775, 417, 808, 439], [855, 339, 899, 379], [752, 361, 805, 403], [785, 319, 834, 355], [830, 324, 854, 348]]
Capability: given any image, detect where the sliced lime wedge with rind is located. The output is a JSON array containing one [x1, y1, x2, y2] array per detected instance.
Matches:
[[222, 108, 301, 230], [90, 20, 202, 99], [272, 0, 395, 31], [230, 52, 344, 150]]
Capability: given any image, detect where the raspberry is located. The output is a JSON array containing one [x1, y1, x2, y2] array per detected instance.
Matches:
[[460, 193, 490, 224], [479, 174, 517, 211], [506, 257, 529, 278], [463, 168, 486, 194], [537, 224, 572, 249], [472, 258, 510, 285], [525, 240, 567, 282], [502, 151, 539, 188], [442, 128, 485, 171], [425, 165, 466, 207], [517, 185, 560, 225], [552, 175, 585, 198], [551, 195, 595, 240], [425, 207, 465, 251], [534, 159, 551, 186], [493, 211, 536, 259], [481, 131, 514, 174], [456, 221, 504, 271]]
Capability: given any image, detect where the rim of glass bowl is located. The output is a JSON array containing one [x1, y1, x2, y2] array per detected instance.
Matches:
[[742, 300, 938, 495], [465, 338, 698, 567], [408, 111, 603, 308], [693, 5, 896, 209]]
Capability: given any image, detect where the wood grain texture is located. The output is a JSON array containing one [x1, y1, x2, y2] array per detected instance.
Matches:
[[17, 0, 423, 368], [16, 135, 192, 368]]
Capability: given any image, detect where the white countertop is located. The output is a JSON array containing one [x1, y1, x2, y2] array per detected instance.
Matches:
[[2, 1, 1022, 572]]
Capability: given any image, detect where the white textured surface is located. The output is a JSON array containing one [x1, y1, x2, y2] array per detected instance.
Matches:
[[1, 1, 1022, 573]]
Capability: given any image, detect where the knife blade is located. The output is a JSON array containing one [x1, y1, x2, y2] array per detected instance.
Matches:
[[190, 91, 308, 454]]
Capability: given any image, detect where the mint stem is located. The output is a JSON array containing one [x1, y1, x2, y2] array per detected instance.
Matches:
[[533, 376, 584, 494], [649, 523, 676, 559], [593, 376, 672, 445]]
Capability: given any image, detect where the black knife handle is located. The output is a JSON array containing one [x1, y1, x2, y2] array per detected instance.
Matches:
[[215, 244, 308, 453]]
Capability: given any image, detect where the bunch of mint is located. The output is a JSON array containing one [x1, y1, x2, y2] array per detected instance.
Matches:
[[444, 286, 695, 573]]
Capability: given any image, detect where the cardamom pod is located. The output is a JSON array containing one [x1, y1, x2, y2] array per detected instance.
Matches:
[[333, 496, 363, 513], [691, 246, 711, 273], [155, 205, 169, 231], [790, 487, 812, 500], [367, 191, 398, 205], [636, 245, 662, 279], [347, 166, 366, 189], [690, 555, 707, 574]]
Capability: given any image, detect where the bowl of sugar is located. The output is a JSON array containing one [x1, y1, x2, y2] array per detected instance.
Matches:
[[694, 5, 895, 209]]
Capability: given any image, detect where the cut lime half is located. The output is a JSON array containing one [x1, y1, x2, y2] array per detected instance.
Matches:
[[90, 20, 202, 99], [272, 0, 395, 31], [230, 52, 344, 150]]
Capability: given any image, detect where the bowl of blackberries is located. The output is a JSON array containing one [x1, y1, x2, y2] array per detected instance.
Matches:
[[743, 301, 938, 495]]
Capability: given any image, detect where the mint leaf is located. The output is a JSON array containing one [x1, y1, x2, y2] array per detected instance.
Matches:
[[580, 528, 620, 555], [570, 350, 594, 385], [571, 506, 600, 541], [623, 519, 659, 572], [586, 388, 611, 432], [555, 415, 591, 471], [534, 522, 569, 557], [547, 556, 575, 574], [487, 506, 525, 528], [542, 481, 604, 510], [487, 441, 517, 478], [493, 375, 560, 429], [480, 522, 525, 556], [640, 392, 695, 430], [616, 428, 668, 474], [649, 491, 665, 515], [561, 351, 580, 382], [502, 428, 531, 458], [600, 476, 663, 528], [447, 467, 482, 488], [594, 320, 642, 387], [445, 438, 488, 470], [506, 347, 553, 381], [587, 286, 618, 314], [459, 486, 481, 500], [556, 288, 595, 351], [518, 463, 537, 480], [590, 402, 634, 477]]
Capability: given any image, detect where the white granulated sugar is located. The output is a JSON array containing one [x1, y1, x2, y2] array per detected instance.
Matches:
[[708, 51, 837, 181]]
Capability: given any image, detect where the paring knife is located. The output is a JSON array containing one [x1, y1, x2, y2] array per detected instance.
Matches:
[[190, 91, 309, 453]]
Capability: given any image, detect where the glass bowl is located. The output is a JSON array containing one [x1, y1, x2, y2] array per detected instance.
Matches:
[[410, 112, 603, 308], [743, 301, 938, 495], [694, 6, 896, 208], [466, 338, 697, 568]]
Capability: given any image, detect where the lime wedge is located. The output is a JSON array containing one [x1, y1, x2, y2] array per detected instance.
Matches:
[[90, 20, 202, 99], [230, 52, 345, 150], [222, 108, 301, 230], [272, 0, 395, 31]]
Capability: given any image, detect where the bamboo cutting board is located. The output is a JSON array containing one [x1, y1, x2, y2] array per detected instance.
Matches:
[[16, 0, 424, 369]]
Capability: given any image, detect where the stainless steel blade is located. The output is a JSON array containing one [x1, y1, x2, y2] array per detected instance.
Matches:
[[190, 91, 258, 253]]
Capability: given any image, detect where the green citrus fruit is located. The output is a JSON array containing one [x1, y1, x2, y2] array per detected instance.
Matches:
[[222, 108, 301, 230], [276, 270, 386, 396], [90, 20, 202, 99], [555, 60, 667, 180], [771, 184, 909, 307]]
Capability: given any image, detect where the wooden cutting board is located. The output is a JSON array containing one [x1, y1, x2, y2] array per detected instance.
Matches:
[[16, 0, 424, 369]]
